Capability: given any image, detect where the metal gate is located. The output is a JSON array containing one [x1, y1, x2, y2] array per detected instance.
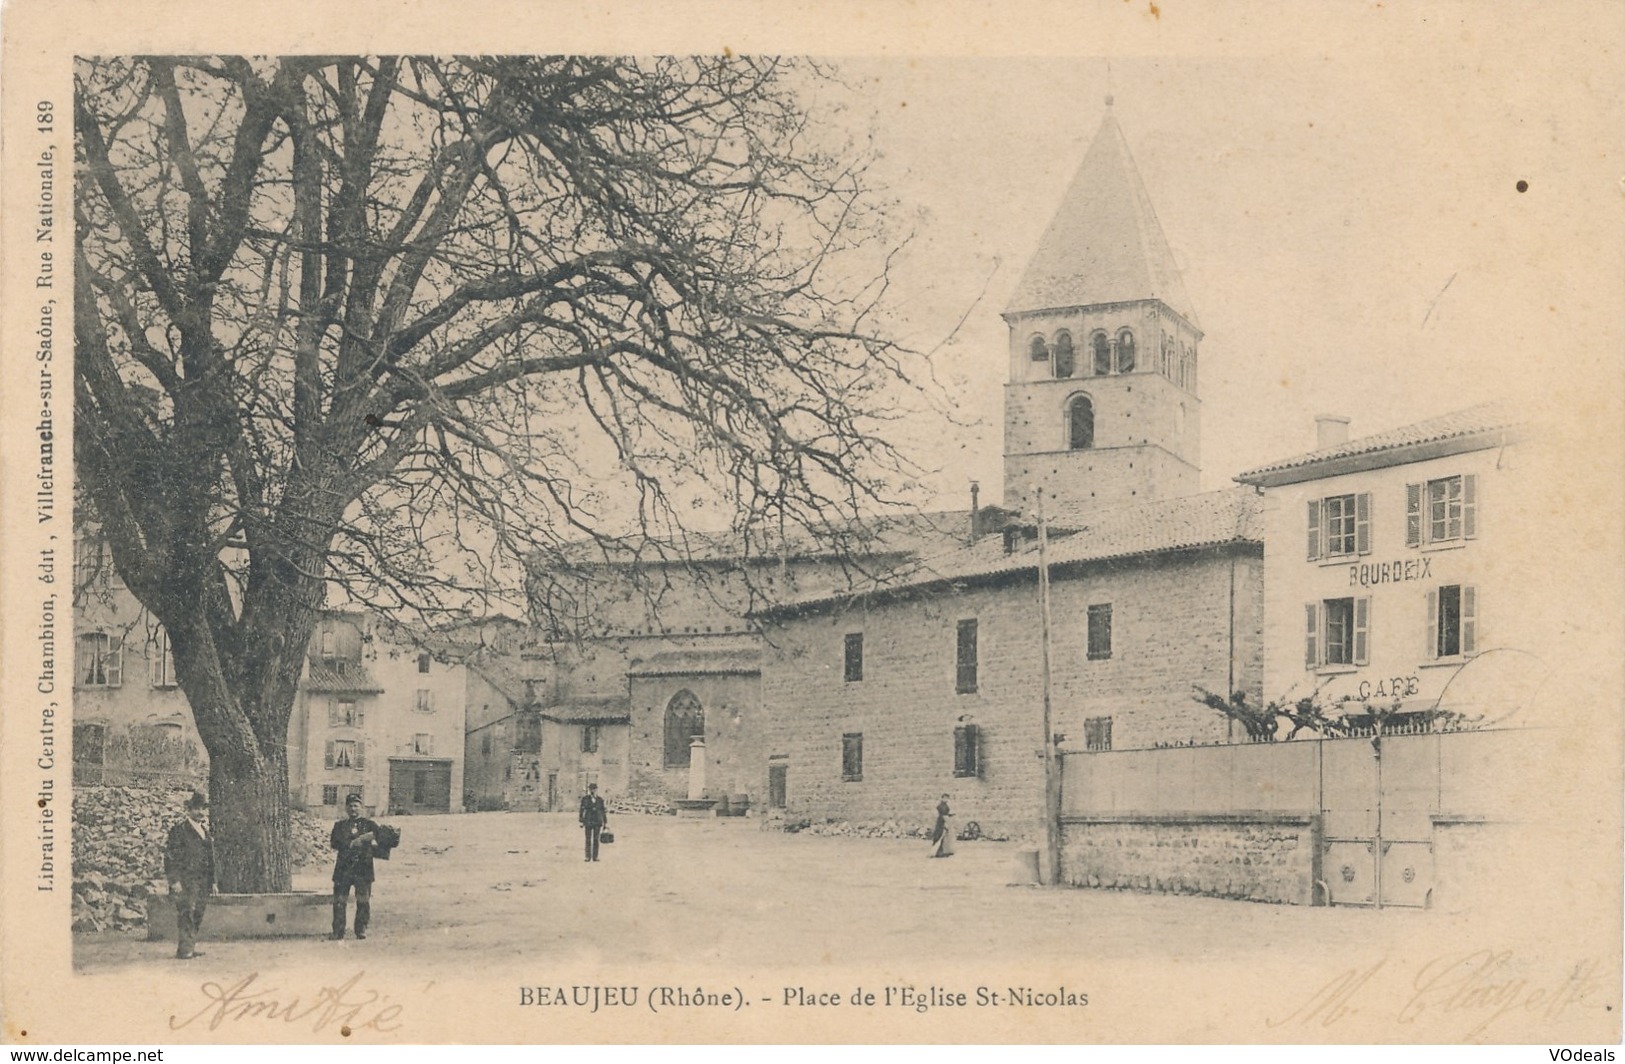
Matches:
[[1320, 735, 1436, 908]]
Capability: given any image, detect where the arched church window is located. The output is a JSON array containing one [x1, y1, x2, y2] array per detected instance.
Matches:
[[1091, 332, 1112, 376], [1029, 335, 1049, 362], [1067, 395, 1095, 451], [1053, 331, 1075, 378], [664, 690, 704, 769], [1116, 330, 1136, 373]]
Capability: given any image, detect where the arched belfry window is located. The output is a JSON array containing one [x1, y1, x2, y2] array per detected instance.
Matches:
[[1029, 335, 1049, 362], [1116, 330, 1136, 373], [664, 690, 704, 768], [1053, 331, 1075, 378], [1067, 395, 1095, 451], [1091, 332, 1111, 376]]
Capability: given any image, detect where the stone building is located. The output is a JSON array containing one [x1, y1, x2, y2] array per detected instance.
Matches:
[[70, 537, 202, 788], [483, 518, 972, 812], [1233, 403, 1535, 723], [758, 490, 1264, 837], [750, 102, 1264, 837], [72, 531, 474, 817]]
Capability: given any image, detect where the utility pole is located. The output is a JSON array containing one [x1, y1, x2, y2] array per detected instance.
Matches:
[[1036, 487, 1062, 885]]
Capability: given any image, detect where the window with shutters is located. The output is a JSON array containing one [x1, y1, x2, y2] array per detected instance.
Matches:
[[1307, 492, 1371, 560], [415, 688, 433, 713], [844, 633, 864, 682], [580, 724, 600, 754], [1305, 597, 1369, 669], [955, 620, 978, 694], [329, 698, 359, 727], [150, 628, 178, 688], [413, 732, 434, 755], [841, 732, 864, 782], [1407, 474, 1478, 548], [329, 739, 361, 769], [1084, 716, 1113, 752], [78, 632, 123, 687], [953, 724, 981, 778], [1086, 603, 1113, 660], [1427, 585, 1478, 659]]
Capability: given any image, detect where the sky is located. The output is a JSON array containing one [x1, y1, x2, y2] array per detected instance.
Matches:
[[818, 40, 1623, 509]]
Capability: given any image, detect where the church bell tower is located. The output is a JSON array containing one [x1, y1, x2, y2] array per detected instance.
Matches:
[[1002, 100, 1202, 516]]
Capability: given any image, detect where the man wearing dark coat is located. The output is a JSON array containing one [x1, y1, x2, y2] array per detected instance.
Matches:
[[164, 790, 214, 960], [578, 782, 608, 862], [330, 793, 380, 939]]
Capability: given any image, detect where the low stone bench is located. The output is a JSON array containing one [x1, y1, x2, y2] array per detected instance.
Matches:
[[146, 891, 331, 941]]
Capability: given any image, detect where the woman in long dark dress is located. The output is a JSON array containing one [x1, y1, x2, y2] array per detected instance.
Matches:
[[928, 794, 955, 858]]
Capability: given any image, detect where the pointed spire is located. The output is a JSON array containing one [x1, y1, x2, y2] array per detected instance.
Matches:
[[1005, 110, 1197, 326]]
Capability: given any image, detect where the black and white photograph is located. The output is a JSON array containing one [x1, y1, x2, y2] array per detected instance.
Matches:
[[2, 0, 1622, 1050]]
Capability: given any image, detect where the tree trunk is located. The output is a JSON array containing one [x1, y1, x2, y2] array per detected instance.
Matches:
[[209, 745, 293, 893]]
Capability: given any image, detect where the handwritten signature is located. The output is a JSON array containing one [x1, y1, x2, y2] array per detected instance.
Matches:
[[169, 970, 404, 1034], [1268, 951, 1610, 1039]]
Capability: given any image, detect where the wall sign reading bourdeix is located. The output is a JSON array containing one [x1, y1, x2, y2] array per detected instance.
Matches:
[[1348, 557, 1437, 588]]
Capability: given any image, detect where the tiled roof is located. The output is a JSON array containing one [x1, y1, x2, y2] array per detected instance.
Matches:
[[766, 488, 1262, 614], [538, 696, 631, 724], [1234, 403, 1519, 486], [626, 648, 763, 677], [304, 660, 383, 693], [1005, 110, 1197, 325]]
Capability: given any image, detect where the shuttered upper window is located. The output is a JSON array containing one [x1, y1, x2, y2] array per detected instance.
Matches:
[[955, 620, 978, 694], [1307, 492, 1371, 560], [1407, 474, 1478, 547]]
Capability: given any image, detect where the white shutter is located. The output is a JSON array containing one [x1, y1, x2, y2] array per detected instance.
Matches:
[[1463, 474, 1479, 539], [325, 740, 336, 769], [1425, 589, 1439, 660], [1305, 603, 1319, 668], [106, 637, 124, 687], [1306, 499, 1322, 561], [1462, 586, 1477, 654], [1353, 597, 1370, 666], [1355, 493, 1372, 555], [1406, 483, 1422, 547]]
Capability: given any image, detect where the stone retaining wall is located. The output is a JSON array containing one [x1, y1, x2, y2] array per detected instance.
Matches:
[[1059, 812, 1320, 905]]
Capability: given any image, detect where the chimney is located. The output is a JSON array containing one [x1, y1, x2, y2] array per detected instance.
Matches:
[[968, 481, 981, 544], [1315, 415, 1351, 450]]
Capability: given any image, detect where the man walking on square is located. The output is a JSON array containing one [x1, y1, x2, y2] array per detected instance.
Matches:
[[578, 782, 608, 862], [330, 793, 380, 939], [164, 790, 214, 960]]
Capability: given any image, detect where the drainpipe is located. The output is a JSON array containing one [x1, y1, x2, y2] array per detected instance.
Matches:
[[1036, 488, 1062, 887], [1227, 554, 1237, 743]]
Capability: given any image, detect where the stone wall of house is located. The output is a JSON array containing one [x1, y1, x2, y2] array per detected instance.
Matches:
[[1058, 813, 1319, 904], [759, 547, 1263, 839]]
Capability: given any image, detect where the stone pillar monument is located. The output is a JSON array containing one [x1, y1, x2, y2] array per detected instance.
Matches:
[[687, 737, 707, 800], [674, 736, 719, 817]]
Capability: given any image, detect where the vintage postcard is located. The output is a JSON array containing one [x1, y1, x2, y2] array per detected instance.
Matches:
[[2, 0, 1621, 1049]]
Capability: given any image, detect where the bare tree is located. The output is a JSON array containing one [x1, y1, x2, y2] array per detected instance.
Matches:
[[74, 56, 930, 891]]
